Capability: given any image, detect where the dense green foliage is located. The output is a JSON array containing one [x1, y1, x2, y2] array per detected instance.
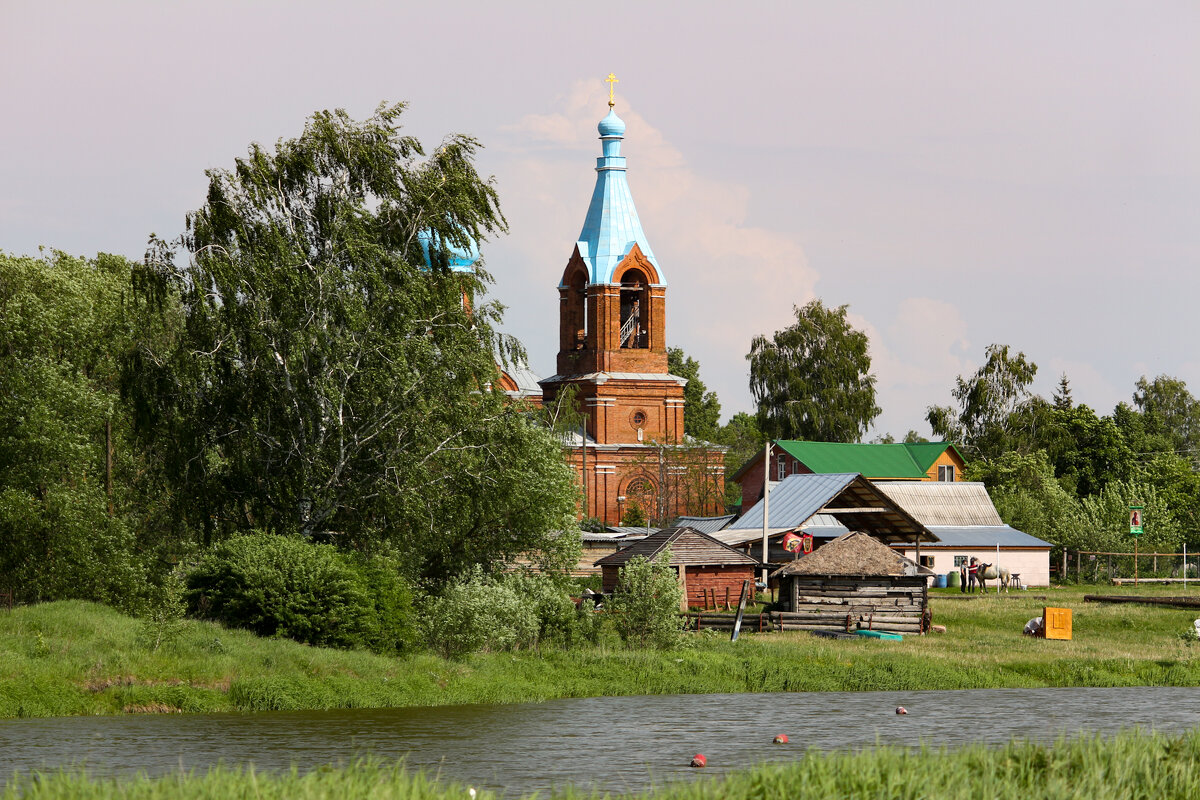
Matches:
[[0, 251, 160, 606], [667, 347, 722, 441], [607, 551, 685, 649], [122, 103, 579, 587], [926, 344, 1200, 555], [0, 105, 590, 665], [184, 534, 415, 654], [419, 569, 598, 658], [748, 299, 880, 442]]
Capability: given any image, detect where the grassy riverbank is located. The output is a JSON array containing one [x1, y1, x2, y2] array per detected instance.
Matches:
[[3, 585, 1200, 718], [4, 730, 1199, 799]]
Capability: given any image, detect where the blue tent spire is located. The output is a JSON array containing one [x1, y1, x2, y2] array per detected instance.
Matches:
[[569, 102, 664, 287]]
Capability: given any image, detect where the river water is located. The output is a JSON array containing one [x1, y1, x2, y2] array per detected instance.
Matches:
[[2, 687, 1198, 795]]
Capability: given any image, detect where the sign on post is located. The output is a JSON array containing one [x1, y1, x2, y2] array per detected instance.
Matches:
[[1129, 506, 1144, 536]]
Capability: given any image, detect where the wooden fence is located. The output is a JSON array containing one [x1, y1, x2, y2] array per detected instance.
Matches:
[[1061, 549, 1197, 585]]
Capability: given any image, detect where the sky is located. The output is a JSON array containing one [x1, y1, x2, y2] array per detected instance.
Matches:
[[3, 1, 1198, 438]]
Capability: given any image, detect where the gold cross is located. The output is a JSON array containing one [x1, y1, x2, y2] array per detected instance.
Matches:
[[605, 72, 619, 108]]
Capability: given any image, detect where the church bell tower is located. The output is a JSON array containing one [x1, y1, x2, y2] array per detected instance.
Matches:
[[539, 77, 692, 521]]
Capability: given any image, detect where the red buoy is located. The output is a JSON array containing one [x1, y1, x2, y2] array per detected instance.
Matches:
[[773, 734, 789, 744], [690, 754, 707, 768], [895, 706, 908, 715]]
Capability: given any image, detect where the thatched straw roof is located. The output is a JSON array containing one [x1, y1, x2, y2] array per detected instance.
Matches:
[[770, 531, 932, 578]]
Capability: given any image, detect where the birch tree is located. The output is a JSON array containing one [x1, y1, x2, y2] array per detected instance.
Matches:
[[126, 103, 578, 584], [748, 300, 880, 442]]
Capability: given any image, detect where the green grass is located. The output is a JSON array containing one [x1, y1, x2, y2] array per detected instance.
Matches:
[[3, 584, 1200, 718], [5, 730, 1199, 799]]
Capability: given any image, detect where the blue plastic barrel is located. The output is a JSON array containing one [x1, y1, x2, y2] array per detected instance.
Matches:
[[935, 574, 948, 588]]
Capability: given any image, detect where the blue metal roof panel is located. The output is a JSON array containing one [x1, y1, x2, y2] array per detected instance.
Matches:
[[570, 108, 663, 287], [921, 526, 1051, 548], [672, 514, 736, 534], [728, 473, 860, 530]]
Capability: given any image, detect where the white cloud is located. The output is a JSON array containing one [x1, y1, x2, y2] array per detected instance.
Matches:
[[851, 298, 975, 438]]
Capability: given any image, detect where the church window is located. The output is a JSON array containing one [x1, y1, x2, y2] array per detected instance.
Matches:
[[624, 476, 657, 520]]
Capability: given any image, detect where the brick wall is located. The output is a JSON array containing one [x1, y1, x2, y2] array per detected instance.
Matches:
[[602, 563, 754, 609]]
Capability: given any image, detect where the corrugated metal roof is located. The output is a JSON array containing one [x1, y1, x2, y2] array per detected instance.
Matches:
[[671, 514, 736, 534], [581, 531, 631, 543], [594, 527, 760, 567], [918, 526, 1052, 548], [728, 473, 858, 530], [875, 481, 1003, 526], [727, 473, 937, 545], [605, 526, 657, 537], [501, 362, 543, 399], [776, 441, 957, 479], [732, 441, 962, 482]]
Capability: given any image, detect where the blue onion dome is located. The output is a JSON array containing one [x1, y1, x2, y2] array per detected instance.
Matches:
[[417, 229, 479, 273], [598, 108, 626, 137]]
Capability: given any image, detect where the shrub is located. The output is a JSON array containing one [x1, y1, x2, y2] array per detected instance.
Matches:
[[184, 534, 414, 654], [350, 551, 417, 655], [607, 550, 685, 649], [0, 485, 147, 607], [420, 567, 538, 659], [504, 570, 604, 648]]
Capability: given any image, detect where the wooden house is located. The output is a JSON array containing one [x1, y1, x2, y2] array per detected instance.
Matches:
[[771, 531, 932, 635], [876, 481, 1053, 586], [594, 526, 760, 610]]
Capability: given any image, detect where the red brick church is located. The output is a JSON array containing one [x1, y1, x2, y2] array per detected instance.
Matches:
[[537, 90, 724, 525]]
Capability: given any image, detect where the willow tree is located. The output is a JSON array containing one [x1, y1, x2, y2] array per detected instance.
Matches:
[[747, 300, 880, 442], [126, 103, 579, 584]]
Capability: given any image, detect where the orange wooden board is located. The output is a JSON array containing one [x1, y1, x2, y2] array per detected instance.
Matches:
[[1044, 606, 1072, 640]]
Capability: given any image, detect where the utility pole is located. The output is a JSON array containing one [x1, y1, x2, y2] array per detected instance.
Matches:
[[581, 419, 588, 519], [761, 440, 771, 585]]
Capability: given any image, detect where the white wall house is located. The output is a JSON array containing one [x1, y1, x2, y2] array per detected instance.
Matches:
[[878, 482, 1052, 587]]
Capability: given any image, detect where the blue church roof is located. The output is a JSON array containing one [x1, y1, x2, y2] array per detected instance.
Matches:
[[566, 106, 663, 287], [418, 229, 479, 273]]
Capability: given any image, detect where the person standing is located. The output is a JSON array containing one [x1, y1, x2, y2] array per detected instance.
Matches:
[[959, 562, 968, 593], [967, 557, 979, 593]]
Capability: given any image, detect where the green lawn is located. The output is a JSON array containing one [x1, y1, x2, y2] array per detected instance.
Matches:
[[2, 584, 1199, 719]]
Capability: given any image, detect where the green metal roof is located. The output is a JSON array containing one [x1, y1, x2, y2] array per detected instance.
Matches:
[[773, 441, 961, 479]]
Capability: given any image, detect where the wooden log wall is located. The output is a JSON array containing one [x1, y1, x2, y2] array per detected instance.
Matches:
[[776, 577, 928, 634]]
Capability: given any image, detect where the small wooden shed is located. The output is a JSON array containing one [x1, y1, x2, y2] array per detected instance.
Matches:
[[771, 531, 933, 635], [595, 526, 761, 610]]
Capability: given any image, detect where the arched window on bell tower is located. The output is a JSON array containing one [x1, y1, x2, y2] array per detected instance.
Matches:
[[618, 267, 648, 349], [566, 267, 588, 351]]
